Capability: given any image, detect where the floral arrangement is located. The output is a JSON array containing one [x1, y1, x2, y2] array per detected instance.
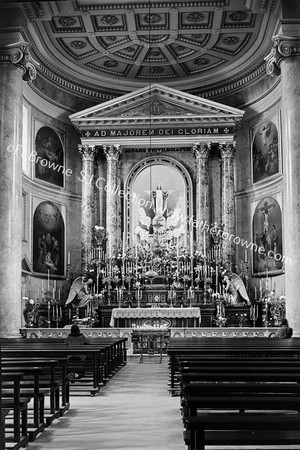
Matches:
[[93, 225, 106, 247], [235, 312, 248, 327], [213, 315, 227, 327], [264, 292, 286, 326]]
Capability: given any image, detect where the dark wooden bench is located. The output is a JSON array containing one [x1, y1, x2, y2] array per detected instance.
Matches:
[[167, 337, 300, 393], [185, 413, 300, 450], [1, 357, 71, 436], [1, 373, 31, 450], [1, 344, 102, 396]]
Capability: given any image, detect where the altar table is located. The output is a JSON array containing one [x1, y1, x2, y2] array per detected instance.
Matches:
[[109, 307, 201, 328]]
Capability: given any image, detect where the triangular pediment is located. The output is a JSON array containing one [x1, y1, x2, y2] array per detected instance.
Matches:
[[70, 84, 244, 128]]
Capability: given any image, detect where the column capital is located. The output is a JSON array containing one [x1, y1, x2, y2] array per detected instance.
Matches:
[[79, 144, 98, 160], [0, 40, 39, 82], [265, 35, 300, 77], [219, 142, 236, 158], [193, 142, 211, 159], [103, 144, 122, 161]]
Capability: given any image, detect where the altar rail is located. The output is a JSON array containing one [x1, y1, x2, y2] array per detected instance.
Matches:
[[20, 327, 278, 350]]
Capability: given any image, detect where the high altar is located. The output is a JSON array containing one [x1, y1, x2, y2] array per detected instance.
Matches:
[[22, 86, 286, 343]]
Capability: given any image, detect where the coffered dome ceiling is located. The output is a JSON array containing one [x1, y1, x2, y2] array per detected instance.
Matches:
[[21, 0, 279, 98]]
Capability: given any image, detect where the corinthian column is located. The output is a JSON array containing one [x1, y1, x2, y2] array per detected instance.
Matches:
[[219, 142, 236, 267], [103, 145, 122, 258], [265, 33, 300, 336], [79, 145, 98, 270], [0, 34, 37, 337], [193, 143, 211, 254]]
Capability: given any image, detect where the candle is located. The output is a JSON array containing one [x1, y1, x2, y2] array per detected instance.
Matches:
[[203, 231, 206, 256], [54, 280, 56, 290], [58, 289, 61, 300], [47, 270, 50, 290], [67, 252, 70, 265], [245, 249, 248, 263], [255, 286, 257, 299]]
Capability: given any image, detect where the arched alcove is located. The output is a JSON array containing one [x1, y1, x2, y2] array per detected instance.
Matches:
[[125, 156, 193, 250]]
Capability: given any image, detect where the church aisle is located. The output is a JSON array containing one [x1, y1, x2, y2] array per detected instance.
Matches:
[[28, 357, 186, 450]]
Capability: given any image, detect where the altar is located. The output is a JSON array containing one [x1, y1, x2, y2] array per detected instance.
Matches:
[[109, 307, 201, 328]]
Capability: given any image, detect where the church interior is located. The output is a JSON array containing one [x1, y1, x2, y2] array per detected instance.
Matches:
[[1, 0, 300, 449]]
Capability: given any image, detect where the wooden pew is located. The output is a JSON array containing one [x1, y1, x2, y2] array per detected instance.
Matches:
[[1, 344, 102, 396], [167, 337, 300, 393], [1, 373, 30, 450], [173, 338, 300, 449], [1, 357, 71, 435], [185, 413, 300, 450]]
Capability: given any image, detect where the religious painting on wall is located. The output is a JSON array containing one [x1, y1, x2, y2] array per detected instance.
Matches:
[[130, 163, 187, 249], [34, 125, 64, 187], [32, 199, 65, 276], [251, 115, 280, 184], [252, 194, 283, 276]]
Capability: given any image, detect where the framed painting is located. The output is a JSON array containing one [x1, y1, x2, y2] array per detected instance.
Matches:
[[251, 115, 280, 184], [34, 125, 64, 187], [32, 199, 65, 276], [252, 194, 283, 276]]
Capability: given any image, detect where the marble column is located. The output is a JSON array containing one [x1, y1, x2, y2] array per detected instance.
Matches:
[[193, 143, 211, 254], [219, 142, 236, 267], [103, 144, 122, 259], [79, 145, 98, 271], [0, 35, 37, 337], [265, 34, 300, 336]]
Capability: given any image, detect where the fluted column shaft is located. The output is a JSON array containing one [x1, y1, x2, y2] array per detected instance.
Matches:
[[193, 143, 210, 254], [79, 145, 98, 270], [104, 145, 122, 258], [0, 36, 37, 337], [265, 34, 300, 335], [219, 143, 236, 266]]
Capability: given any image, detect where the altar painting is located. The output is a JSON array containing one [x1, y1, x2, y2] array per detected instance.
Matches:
[[131, 164, 186, 247], [35, 126, 64, 187], [252, 117, 279, 184], [252, 195, 283, 275], [33, 200, 65, 276]]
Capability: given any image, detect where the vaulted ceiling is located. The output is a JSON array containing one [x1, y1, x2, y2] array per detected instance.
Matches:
[[5, 0, 281, 99]]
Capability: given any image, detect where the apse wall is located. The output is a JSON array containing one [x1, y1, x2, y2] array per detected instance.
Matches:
[[21, 83, 83, 323], [234, 80, 285, 300]]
